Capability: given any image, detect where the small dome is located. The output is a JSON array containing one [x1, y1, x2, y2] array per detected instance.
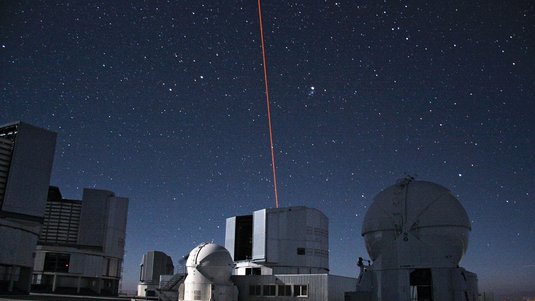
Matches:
[[186, 243, 234, 282], [362, 179, 471, 266]]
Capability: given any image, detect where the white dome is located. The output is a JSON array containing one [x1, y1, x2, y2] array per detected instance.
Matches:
[[362, 179, 471, 267], [186, 243, 234, 282]]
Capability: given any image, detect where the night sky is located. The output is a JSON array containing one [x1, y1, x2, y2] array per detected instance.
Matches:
[[1, 0, 534, 297]]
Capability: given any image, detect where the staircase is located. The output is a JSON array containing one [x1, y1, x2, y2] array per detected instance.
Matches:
[[156, 273, 186, 301]]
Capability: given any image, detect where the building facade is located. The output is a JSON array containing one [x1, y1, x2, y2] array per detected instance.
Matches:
[[232, 274, 355, 301], [224, 207, 355, 301], [225, 206, 329, 275], [0, 122, 57, 293], [32, 187, 129, 296], [152, 207, 355, 301], [137, 251, 174, 297]]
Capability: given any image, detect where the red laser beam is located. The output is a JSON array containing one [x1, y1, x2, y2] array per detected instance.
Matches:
[[257, 0, 279, 208]]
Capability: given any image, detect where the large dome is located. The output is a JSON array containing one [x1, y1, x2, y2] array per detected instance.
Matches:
[[362, 179, 471, 267], [186, 243, 234, 282]]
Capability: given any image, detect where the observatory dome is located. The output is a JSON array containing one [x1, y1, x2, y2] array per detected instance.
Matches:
[[186, 243, 234, 282], [362, 179, 471, 267]]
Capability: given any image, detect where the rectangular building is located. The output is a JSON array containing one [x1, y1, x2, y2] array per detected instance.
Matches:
[[226, 206, 329, 275], [0, 122, 56, 293], [32, 187, 129, 296]]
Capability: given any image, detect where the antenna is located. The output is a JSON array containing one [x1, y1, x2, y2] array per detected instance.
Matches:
[[257, 0, 279, 208]]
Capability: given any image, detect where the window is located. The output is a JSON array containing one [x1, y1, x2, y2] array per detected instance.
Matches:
[[278, 285, 292, 296], [43, 253, 70, 273], [32, 274, 42, 285], [297, 248, 306, 255], [249, 285, 261, 296], [263, 285, 276, 296], [294, 285, 308, 297], [194, 290, 201, 300], [246, 267, 261, 275]]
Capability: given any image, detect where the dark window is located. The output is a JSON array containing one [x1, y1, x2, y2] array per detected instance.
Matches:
[[278, 285, 292, 296], [410, 269, 433, 301], [249, 285, 261, 296], [263, 285, 276, 296], [297, 248, 306, 255], [246, 267, 261, 275], [234, 215, 253, 260], [43, 253, 70, 272]]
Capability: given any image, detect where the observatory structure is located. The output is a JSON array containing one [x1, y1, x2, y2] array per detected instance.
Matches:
[[142, 183, 478, 301], [179, 243, 238, 301], [226, 206, 355, 301], [347, 178, 478, 301], [225, 206, 329, 275], [0, 122, 56, 293], [32, 187, 129, 295], [149, 207, 355, 301], [137, 251, 174, 297]]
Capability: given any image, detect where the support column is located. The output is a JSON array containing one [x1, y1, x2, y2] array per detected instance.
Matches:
[[8, 265, 15, 292], [52, 274, 57, 292]]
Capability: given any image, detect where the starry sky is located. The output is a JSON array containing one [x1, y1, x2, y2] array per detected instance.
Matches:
[[1, 0, 534, 297]]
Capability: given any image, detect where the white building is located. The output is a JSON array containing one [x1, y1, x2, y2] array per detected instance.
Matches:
[[226, 206, 329, 275], [346, 178, 479, 301], [147, 207, 355, 301], [32, 187, 129, 295], [150, 179, 479, 301], [0, 122, 56, 293], [170, 207, 355, 301]]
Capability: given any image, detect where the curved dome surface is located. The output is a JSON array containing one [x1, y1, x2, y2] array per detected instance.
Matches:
[[362, 179, 471, 265], [186, 243, 234, 282]]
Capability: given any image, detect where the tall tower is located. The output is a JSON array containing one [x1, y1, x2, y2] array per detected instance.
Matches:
[[0, 122, 56, 293]]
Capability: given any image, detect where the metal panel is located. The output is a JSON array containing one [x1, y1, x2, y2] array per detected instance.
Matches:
[[327, 275, 358, 301], [32, 250, 46, 272], [225, 217, 236, 260], [103, 196, 128, 257], [0, 220, 40, 267], [1, 122, 56, 217], [69, 253, 85, 274], [77, 189, 114, 247], [266, 210, 279, 263], [252, 209, 266, 261]]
